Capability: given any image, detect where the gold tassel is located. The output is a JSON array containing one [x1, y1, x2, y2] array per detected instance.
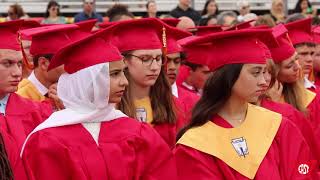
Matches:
[[18, 32, 34, 70]]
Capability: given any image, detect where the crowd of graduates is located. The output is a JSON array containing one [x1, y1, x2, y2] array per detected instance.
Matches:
[[1, 1, 320, 179]]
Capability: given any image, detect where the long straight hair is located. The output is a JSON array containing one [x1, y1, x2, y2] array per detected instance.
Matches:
[[118, 52, 177, 124], [282, 80, 306, 113], [177, 64, 243, 139], [0, 134, 14, 180]]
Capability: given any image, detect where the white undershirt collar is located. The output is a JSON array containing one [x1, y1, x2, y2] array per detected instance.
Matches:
[[28, 71, 49, 95]]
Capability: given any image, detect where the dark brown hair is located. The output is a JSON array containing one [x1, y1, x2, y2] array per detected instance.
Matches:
[[45, 0, 61, 18], [177, 64, 243, 139], [9, 3, 26, 19], [105, 4, 134, 22], [33, 54, 53, 68], [118, 51, 177, 124], [201, 0, 219, 16], [0, 134, 14, 180]]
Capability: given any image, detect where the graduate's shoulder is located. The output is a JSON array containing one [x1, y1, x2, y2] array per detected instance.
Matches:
[[101, 117, 163, 141], [8, 93, 51, 114]]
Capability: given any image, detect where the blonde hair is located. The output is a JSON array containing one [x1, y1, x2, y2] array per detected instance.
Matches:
[[276, 62, 307, 113], [271, 0, 285, 23]]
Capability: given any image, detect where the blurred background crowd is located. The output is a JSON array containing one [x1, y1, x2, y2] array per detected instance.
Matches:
[[0, 0, 319, 27]]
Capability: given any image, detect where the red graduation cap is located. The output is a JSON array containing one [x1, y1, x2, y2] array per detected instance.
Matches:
[[20, 20, 41, 30], [165, 25, 192, 54], [48, 29, 122, 74], [98, 21, 117, 29], [224, 19, 255, 31], [285, 18, 313, 45], [99, 18, 166, 52], [0, 20, 23, 51], [180, 29, 278, 71], [20, 24, 86, 56], [19, 20, 42, 40], [269, 24, 296, 63], [160, 18, 180, 27], [189, 25, 223, 36], [74, 19, 97, 32], [312, 26, 320, 44]]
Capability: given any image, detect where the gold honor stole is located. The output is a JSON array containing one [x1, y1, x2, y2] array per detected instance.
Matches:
[[134, 97, 153, 124], [177, 104, 282, 179], [302, 89, 316, 108], [17, 79, 46, 101]]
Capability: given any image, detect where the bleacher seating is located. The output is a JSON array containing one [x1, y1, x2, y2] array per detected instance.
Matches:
[[0, 0, 319, 15]]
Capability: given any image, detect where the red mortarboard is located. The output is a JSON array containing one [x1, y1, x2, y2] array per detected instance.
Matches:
[[48, 30, 122, 74], [312, 26, 320, 44], [20, 20, 41, 30], [161, 18, 180, 27], [75, 19, 97, 32], [99, 18, 165, 52], [225, 19, 255, 31], [269, 24, 296, 63], [180, 29, 278, 71], [19, 20, 41, 40], [285, 18, 313, 45], [20, 24, 86, 56], [0, 20, 22, 51], [166, 25, 192, 54], [189, 25, 223, 36], [99, 21, 117, 29]]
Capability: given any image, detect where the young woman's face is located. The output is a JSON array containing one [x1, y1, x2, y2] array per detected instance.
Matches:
[[207, 1, 217, 15], [263, 62, 272, 90], [313, 44, 320, 72], [300, 0, 309, 11], [232, 64, 267, 103], [166, 53, 181, 85], [125, 49, 162, 88], [108, 60, 128, 103], [49, 5, 59, 16], [277, 53, 300, 83]]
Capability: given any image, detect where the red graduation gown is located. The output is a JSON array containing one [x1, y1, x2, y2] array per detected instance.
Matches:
[[306, 92, 320, 146], [315, 75, 320, 86], [153, 98, 187, 149], [0, 93, 52, 149], [174, 116, 318, 179], [1, 131, 27, 179], [0, 93, 51, 179], [261, 99, 320, 163], [177, 86, 199, 111], [176, 86, 199, 128], [23, 117, 178, 180]]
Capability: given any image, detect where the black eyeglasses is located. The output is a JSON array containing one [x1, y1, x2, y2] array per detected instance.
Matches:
[[126, 54, 164, 66]]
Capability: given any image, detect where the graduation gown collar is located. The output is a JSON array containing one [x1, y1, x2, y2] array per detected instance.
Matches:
[[177, 103, 282, 179]]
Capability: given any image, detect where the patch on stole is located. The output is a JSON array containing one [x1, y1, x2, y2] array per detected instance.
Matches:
[[136, 108, 147, 122], [231, 137, 249, 158]]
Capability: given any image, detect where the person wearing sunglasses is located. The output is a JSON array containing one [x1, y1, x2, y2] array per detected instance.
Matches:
[[42, 0, 66, 24], [6, 3, 29, 21]]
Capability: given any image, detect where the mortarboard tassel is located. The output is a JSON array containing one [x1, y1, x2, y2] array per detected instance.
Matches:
[[18, 31, 34, 70], [162, 26, 168, 71]]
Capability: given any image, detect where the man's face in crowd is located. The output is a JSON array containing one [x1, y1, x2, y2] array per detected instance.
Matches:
[[0, 49, 23, 96]]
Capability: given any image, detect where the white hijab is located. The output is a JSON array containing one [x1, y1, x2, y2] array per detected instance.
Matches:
[[21, 63, 127, 156]]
